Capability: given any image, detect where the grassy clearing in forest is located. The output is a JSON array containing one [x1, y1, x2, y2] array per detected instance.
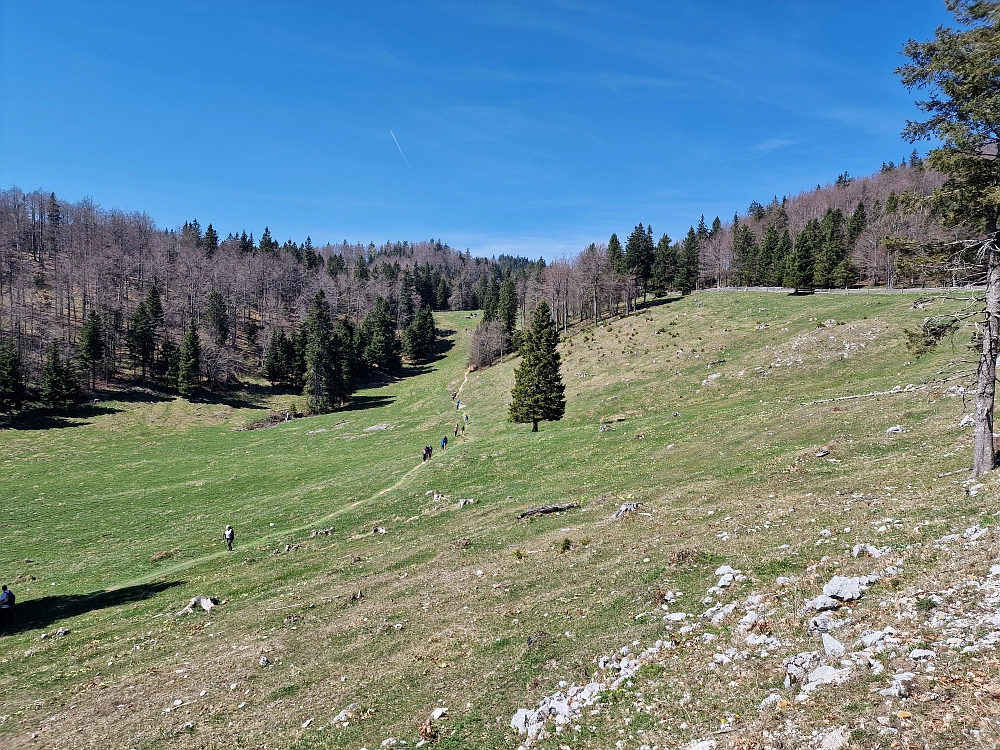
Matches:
[[0, 292, 993, 750]]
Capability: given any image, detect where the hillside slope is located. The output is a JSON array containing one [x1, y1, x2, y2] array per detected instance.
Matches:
[[0, 292, 996, 750]]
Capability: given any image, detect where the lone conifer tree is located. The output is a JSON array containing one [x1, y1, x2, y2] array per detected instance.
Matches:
[[509, 301, 565, 432], [177, 319, 201, 397], [301, 289, 342, 413]]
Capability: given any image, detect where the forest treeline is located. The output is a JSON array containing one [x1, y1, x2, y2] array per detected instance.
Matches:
[[0, 156, 973, 411]]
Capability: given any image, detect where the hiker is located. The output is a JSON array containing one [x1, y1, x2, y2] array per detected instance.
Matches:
[[464, 413, 469, 425], [461, 423, 466, 437], [441, 436, 448, 450], [223, 524, 235, 551], [451, 391, 457, 402], [0, 585, 14, 627], [454, 423, 459, 437], [428, 445, 433, 459], [456, 399, 461, 410], [422, 445, 430, 462]]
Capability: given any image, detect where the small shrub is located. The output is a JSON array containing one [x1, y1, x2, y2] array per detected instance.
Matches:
[[559, 538, 573, 553], [916, 597, 936, 611], [513, 548, 525, 561]]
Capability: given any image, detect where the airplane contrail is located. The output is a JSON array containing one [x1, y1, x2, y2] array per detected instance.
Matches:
[[389, 130, 411, 171]]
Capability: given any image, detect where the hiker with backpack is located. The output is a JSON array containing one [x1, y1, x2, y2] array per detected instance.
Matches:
[[223, 525, 235, 551]]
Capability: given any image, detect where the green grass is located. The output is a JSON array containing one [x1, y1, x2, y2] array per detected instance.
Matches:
[[0, 292, 988, 748]]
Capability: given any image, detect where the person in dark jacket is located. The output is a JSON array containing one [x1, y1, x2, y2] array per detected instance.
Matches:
[[0, 585, 14, 627]]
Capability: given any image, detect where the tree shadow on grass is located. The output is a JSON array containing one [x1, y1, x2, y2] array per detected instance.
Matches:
[[2, 580, 185, 634], [405, 336, 457, 377], [344, 394, 396, 411], [3, 404, 121, 431]]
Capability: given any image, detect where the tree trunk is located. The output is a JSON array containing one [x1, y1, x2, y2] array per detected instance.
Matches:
[[531, 419, 538, 432], [974, 237, 1000, 477]]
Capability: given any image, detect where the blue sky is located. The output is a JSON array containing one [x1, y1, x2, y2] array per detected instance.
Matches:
[[0, 1, 953, 259]]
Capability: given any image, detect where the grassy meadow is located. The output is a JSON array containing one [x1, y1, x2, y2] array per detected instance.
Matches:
[[0, 291, 994, 749]]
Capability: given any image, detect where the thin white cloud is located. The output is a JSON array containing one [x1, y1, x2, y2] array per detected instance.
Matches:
[[752, 137, 797, 153]]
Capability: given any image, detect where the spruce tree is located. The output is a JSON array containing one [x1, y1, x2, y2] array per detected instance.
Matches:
[[846, 202, 868, 246], [813, 208, 846, 288], [651, 233, 677, 293], [204, 290, 230, 347], [300, 289, 343, 414], [40, 340, 82, 409], [177, 319, 201, 397], [126, 300, 153, 379], [335, 319, 361, 393], [398, 267, 416, 329], [0, 340, 26, 413], [509, 301, 565, 432], [435, 277, 451, 310], [607, 233, 626, 273], [732, 222, 758, 285], [785, 220, 818, 292], [77, 309, 104, 389], [675, 228, 700, 294], [203, 224, 220, 257], [259, 227, 279, 253], [497, 276, 518, 338], [625, 223, 656, 303], [264, 329, 291, 385], [156, 339, 180, 386], [361, 296, 402, 372], [403, 306, 436, 360]]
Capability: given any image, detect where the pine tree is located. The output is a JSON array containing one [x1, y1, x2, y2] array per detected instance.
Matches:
[[675, 227, 700, 294], [77, 309, 104, 389], [301, 290, 341, 414], [204, 290, 230, 347], [509, 301, 565, 432], [0, 340, 26, 413], [361, 296, 402, 372], [40, 340, 81, 409], [403, 306, 436, 360], [177, 319, 201, 397]]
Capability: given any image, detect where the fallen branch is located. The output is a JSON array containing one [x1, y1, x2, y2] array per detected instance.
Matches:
[[937, 467, 972, 478], [801, 384, 925, 405], [517, 503, 578, 519]]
